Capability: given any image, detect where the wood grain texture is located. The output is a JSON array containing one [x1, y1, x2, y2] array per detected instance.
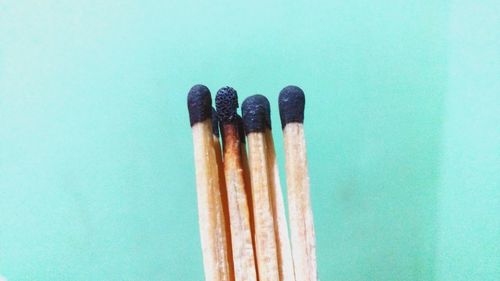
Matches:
[[265, 130, 296, 281], [222, 125, 258, 281], [283, 123, 317, 281], [247, 132, 280, 281], [192, 120, 233, 281], [214, 135, 236, 281]]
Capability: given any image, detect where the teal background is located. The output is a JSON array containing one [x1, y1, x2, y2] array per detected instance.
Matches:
[[0, 1, 498, 280]]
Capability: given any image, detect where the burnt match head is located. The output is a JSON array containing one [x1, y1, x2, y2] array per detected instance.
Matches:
[[187, 84, 212, 126], [279, 85, 305, 128], [215, 86, 239, 124], [242, 94, 270, 134], [235, 114, 246, 143], [211, 107, 220, 137]]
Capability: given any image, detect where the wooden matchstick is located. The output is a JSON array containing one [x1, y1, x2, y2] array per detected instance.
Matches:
[[212, 107, 224, 172], [187, 85, 233, 281], [260, 99, 296, 281], [212, 107, 236, 280], [235, 114, 257, 255], [242, 95, 280, 281], [216, 87, 258, 281], [235, 114, 260, 277], [279, 86, 317, 281]]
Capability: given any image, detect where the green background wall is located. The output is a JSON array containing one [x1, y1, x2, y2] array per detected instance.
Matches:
[[0, 1, 498, 280], [436, 1, 499, 281]]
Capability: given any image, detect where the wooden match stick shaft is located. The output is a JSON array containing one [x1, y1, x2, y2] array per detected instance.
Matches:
[[192, 120, 233, 281], [222, 125, 258, 281], [283, 123, 317, 281], [189, 85, 233, 281], [240, 142, 254, 237], [247, 132, 280, 281], [265, 130, 296, 281], [214, 134, 236, 281], [280, 86, 317, 281], [237, 119, 258, 276]]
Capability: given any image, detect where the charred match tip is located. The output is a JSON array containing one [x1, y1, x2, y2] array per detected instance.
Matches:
[[211, 107, 220, 137], [235, 114, 246, 143], [279, 85, 305, 128], [187, 84, 212, 126], [242, 94, 270, 134], [215, 86, 239, 124]]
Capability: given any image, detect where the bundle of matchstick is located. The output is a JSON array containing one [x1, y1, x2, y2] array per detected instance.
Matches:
[[187, 85, 317, 281]]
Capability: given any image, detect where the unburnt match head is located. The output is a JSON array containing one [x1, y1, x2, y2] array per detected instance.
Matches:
[[215, 86, 239, 124], [261, 95, 272, 130], [187, 84, 212, 126], [279, 85, 305, 128], [211, 107, 220, 137], [242, 94, 271, 134]]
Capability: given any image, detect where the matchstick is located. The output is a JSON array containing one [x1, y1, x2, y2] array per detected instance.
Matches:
[[216, 87, 258, 281], [212, 107, 235, 279], [242, 95, 280, 281], [235, 114, 256, 250], [235, 115, 253, 220], [187, 85, 233, 281], [260, 98, 296, 281], [235, 113, 259, 276], [212, 107, 223, 164], [279, 86, 317, 281]]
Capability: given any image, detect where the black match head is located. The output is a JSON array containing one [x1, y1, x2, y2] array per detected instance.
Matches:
[[259, 94, 272, 130], [211, 107, 220, 137], [242, 94, 270, 134], [187, 84, 212, 126], [215, 86, 239, 124], [279, 85, 305, 128], [235, 114, 246, 143]]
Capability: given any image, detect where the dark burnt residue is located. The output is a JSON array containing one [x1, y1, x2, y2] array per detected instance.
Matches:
[[215, 86, 239, 124], [235, 114, 246, 143], [211, 107, 219, 137]]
